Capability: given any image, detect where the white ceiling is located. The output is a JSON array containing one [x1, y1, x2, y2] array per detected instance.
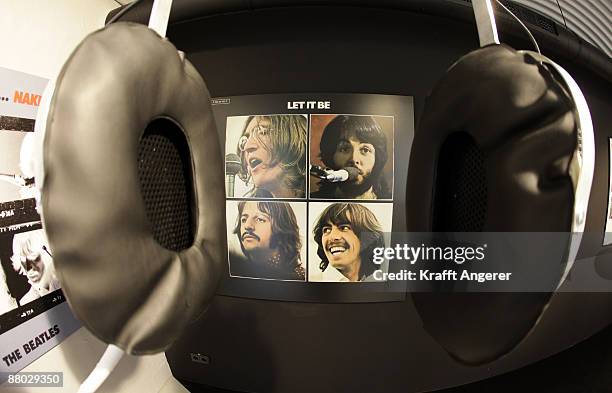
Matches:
[[515, 0, 611, 57]]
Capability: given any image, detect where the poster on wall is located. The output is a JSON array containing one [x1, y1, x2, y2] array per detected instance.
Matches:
[[212, 93, 413, 303], [605, 138, 612, 246], [0, 67, 80, 377]]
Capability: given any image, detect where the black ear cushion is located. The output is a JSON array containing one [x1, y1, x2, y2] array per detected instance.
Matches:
[[41, 23, 226, 354], [407, 45, 577, 364]]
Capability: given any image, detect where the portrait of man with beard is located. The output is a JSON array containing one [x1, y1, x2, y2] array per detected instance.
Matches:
[[312, 203, 385, 282], [310, 115, 392, 200], [230, 201, 305, 281]]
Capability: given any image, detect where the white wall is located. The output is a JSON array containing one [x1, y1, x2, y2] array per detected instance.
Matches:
[[0, 2, 182, 392], [0, 0, 118, 79]]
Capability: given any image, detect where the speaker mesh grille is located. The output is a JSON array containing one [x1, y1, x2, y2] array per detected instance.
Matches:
[[433, 133, 487, 232], [138, 120, 194, 251]]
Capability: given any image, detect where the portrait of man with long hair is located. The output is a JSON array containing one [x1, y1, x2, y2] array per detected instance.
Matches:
[[228, 115, 307, 199]]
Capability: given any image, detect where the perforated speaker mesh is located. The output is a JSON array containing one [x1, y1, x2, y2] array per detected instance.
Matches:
[[433, 132, 487, 232], [137, 119, 194, 251]]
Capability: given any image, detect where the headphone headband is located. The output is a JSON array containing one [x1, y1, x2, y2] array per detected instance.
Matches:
[[519, 50, 595, 286]]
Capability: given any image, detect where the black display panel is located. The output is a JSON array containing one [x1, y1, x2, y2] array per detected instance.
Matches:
[[211, 93, 413, 302]]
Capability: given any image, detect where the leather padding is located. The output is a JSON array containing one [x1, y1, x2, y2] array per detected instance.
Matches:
[[41, 23, 226, 354], [407, 45, 577, 364]]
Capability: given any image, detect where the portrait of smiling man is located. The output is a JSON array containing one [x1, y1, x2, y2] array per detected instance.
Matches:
[[310, 115, 393, 200], [229, 201, 305, 281], [311, 203, 386, 282]]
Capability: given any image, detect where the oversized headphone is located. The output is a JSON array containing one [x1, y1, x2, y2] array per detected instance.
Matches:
[[32, 3, 225, 389], [406, 0, 594, 365]]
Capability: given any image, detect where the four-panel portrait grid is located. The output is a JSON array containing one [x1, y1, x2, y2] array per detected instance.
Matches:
[[225, 113, 394, 283]]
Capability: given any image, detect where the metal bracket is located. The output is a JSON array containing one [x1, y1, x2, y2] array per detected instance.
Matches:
[[473, 0, 500, 47]]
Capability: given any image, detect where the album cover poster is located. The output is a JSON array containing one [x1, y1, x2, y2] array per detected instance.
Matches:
[[0, 67, 80, 376], [212, 93, 414, 303]]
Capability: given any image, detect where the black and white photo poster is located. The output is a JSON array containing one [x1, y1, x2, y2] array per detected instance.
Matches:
[[605, 138, 612, 246], [0, 67, 80, 376]]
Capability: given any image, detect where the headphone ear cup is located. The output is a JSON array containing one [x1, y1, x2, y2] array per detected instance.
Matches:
[[406, 44, 579, 364], [40, 23, 226, 354]]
